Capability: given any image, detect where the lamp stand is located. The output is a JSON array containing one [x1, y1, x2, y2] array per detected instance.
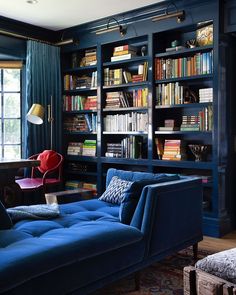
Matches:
[[47, 95, 54, 150]]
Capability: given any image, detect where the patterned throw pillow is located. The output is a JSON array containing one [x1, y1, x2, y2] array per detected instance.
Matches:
[[99, 176, 133, 205]]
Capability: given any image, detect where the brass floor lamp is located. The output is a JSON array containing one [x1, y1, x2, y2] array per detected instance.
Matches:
[[26, 95, 54, 150]]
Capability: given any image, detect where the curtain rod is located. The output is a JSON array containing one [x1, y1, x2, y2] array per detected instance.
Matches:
[[0, 29, 56, 45]]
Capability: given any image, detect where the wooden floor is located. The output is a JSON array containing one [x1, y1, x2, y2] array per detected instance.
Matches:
[[199, 230, 236, 252]]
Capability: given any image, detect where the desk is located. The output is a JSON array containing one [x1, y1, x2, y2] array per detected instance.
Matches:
[[0, 159, 40, 207]]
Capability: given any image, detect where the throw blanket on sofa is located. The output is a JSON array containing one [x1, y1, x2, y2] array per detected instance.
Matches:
[[7, 204, 60, 222]]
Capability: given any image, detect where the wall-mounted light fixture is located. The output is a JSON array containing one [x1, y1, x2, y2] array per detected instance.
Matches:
[[94, 18, 127, 36], [152, 2, 185, 23]]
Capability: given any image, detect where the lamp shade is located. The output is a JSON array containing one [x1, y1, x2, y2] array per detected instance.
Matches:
[[26, 103, 44, 125]]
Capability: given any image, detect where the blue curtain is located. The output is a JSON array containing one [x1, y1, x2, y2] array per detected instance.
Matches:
[[24, 40, 61, 157]]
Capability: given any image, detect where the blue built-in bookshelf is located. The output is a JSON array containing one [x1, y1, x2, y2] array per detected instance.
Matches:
[[60, 0, 234, 237]]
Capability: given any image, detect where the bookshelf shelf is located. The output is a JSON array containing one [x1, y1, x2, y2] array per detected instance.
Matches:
[[63, 110, 97, 114], [64, 170, 97, 177], [103, 82, 148, 90], [103, 107, 148, 112], [65, 155, 98, 162], [103, 131, 148, 135], [155, 102, 212, 109], [155, 45, 213, 58], [152, 160, 213, 170], [64, 88, 97, 95], [64, 131, 97, 135], [101, 157, 149, 165], [154, 131, 212, 135], [155, 74, 213, 84], [64, 65, 97, 74], [103, 56, 148, 67]]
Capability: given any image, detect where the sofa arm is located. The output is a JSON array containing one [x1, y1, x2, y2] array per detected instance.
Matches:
[[183, 266, 236, 295], [131, 178, 203, 257]]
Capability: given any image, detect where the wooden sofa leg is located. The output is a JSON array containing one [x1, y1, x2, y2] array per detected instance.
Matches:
[[134, 271, 140, 291], [193, 243, 198, 260]]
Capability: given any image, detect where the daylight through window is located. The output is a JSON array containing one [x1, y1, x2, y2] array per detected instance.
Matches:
[[0, 64, 22, 159]]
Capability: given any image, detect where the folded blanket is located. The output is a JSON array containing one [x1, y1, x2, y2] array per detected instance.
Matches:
[[7, 204, 60, 222]]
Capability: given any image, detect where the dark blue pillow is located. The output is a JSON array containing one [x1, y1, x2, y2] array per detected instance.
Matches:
[[0, 200, 12, 229], [119, 174, 180, 224]]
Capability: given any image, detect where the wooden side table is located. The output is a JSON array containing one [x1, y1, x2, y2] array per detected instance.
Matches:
[[45, 188, 94, 204]]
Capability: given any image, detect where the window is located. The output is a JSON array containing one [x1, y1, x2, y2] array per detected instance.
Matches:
[[0, 64, 22, 159]]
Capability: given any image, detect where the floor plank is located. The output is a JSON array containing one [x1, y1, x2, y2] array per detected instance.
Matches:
[[199, 231, 236, 252]]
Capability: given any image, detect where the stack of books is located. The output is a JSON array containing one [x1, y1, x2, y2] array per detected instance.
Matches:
[[84, 49, 97, 66], [105, 91, 133, 108], [65, 180, 83, 190], [74, 72, 97, 89], [162, 139, 184, 161], [67, 142, 83, 155], [105, 143, 123, 158], [82, 140, 96, 156], [157, 119, 179, 131], [132, 62, 148, 83], [199, 88, 213, 102], [111, 44, 137, 62], [64, 114, 97, 132], [83, 182, 97, 196], [180, 115, 200, 131], [84, 96, 97, 110]]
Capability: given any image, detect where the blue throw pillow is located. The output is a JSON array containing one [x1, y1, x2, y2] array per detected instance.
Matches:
[[0, 200, 12, 229], [119, 174, 180, 225], [99, 176, 133, 205]]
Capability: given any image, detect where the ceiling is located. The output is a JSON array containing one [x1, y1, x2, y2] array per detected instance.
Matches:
[[0, 0, 164, 31]]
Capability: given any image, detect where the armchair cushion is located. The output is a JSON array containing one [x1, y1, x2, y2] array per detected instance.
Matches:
[[0, 200, 12, 229], [37, 150, 60, 173]]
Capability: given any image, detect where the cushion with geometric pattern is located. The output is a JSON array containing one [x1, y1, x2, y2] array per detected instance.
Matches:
[[99, 176, 133, 205]]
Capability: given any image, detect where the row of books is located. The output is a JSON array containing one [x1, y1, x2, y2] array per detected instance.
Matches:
[[180, 107, 213, 131], [63, 95, 97, 111], [67, 140, 96, 156], [64, 114, 97, 132], [103, 112, 148, 132], [64, 72, 97, 90], [65, 180, 97, 196], [105, 136, 143, 159], [111, 44, 137, 62], [104, 63, 148, 86], [156, 82, 184, 106], [105, 88, 148, 109], [155, 50, 213, 80]]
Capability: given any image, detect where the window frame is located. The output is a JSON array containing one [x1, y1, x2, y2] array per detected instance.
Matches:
[[0, 67, 22, 159]]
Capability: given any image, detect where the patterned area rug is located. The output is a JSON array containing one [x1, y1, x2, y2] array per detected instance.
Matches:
[[91, 248, 212, 295]]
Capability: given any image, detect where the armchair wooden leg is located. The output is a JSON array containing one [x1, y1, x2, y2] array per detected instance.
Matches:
[[134, 271, 140, 291], [193, 243, 198, 260]]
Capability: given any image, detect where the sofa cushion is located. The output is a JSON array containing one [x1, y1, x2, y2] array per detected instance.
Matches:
[[99, 176, 133, 204], [0, 200, 144, 293], [195, 248, 236, 284], [0, 200, 12, 229]]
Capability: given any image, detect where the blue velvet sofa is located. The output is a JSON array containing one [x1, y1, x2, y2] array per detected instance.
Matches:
[[0, 169, 203, 295]]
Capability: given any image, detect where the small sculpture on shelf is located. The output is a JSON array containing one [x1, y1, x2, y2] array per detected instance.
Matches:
[[186, 39, 196, 48], [189, 144, 208, 162]]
